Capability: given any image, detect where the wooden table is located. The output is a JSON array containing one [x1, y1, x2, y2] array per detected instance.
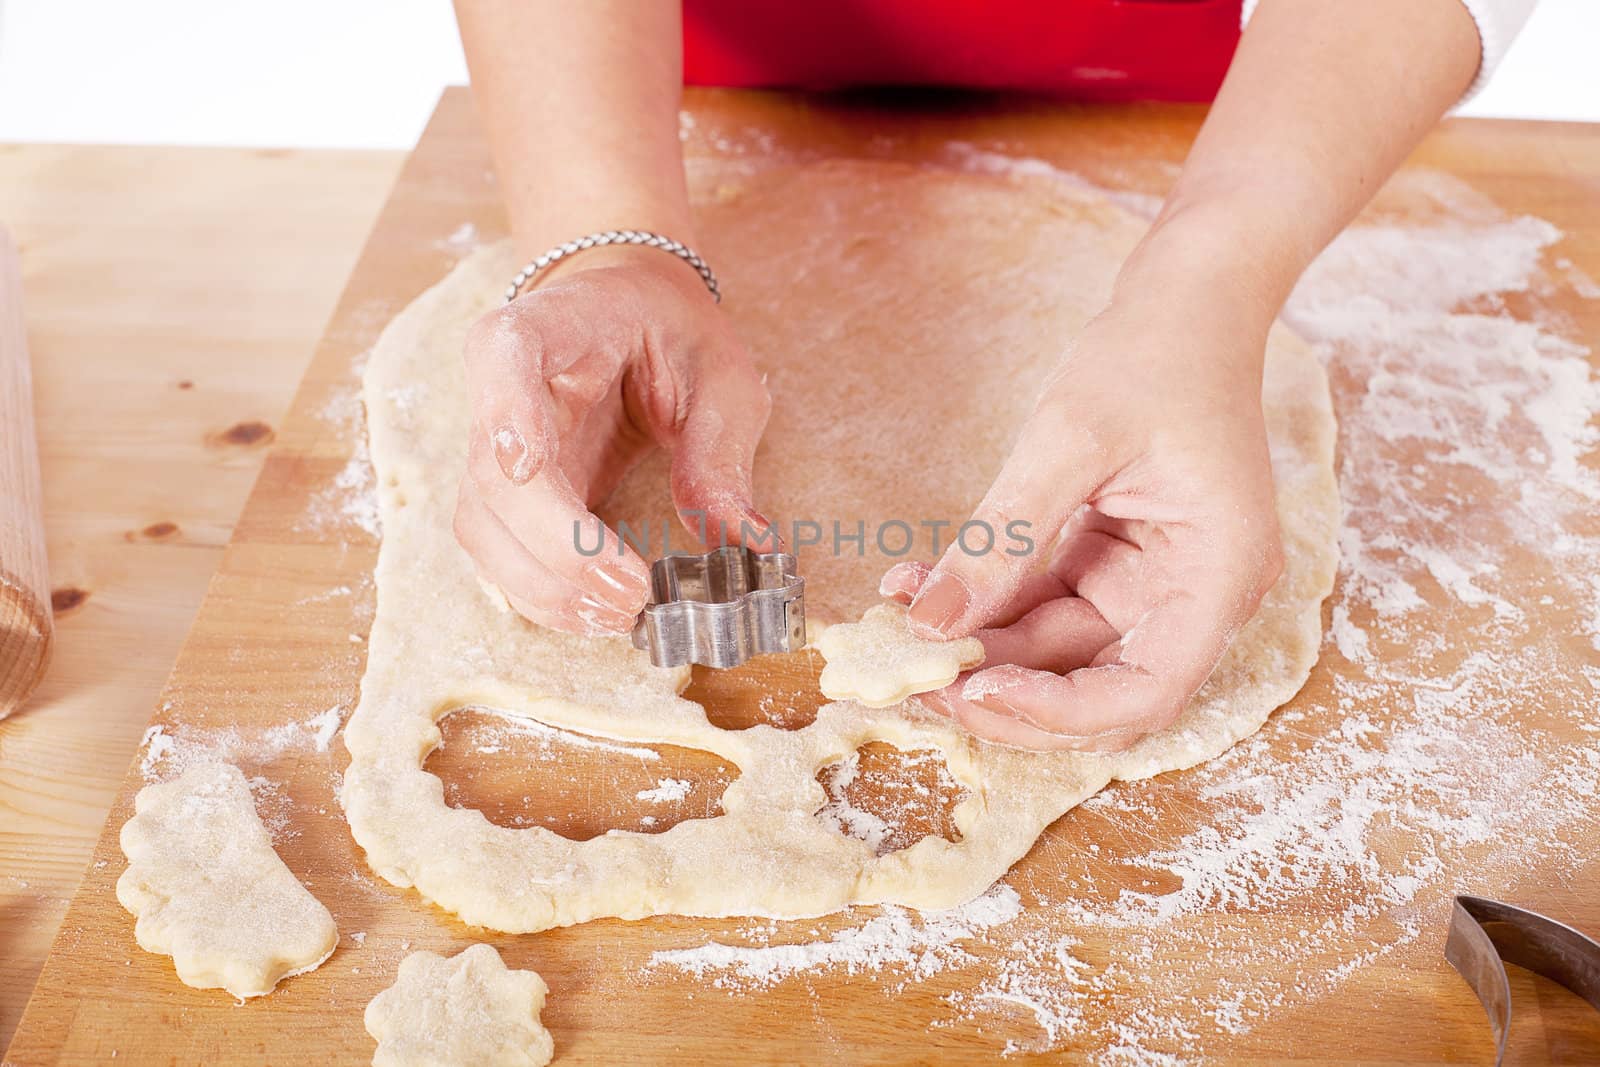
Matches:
[[4, 90, 1598, 1063], [0, 142, 401, 1049]]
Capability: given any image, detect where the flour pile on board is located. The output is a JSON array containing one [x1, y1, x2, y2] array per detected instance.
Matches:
[[138, 706, 349, 783], [649, 885, 1022, 989], [644, 152, 1600, 1062], [136, 707, 351, 845], [302, 345, 381, 538], [306, 705, 345, 752], [636, 778, 693, 804]]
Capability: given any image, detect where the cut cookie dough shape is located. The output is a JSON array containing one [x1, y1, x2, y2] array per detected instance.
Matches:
[[365, 944, 554, 1067], [116, 761, 338, 998], [815, 602, 986, 707]]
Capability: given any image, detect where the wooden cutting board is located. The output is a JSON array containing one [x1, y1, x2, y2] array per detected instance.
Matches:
[[7, 89, 1599, 1065], [0, 142, 400, 1044]]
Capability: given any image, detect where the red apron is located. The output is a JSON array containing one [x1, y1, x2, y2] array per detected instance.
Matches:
[[684, 0, 1243, 102]]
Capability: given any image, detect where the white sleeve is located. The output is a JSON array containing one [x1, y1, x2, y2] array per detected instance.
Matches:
[[1239, 0, 1540, 104]]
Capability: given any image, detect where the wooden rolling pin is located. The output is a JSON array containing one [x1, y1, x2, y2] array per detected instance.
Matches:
[[0, 227, 52, 717]]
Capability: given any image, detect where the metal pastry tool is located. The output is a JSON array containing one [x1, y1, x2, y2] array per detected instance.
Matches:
[[631, 545, 805, 669], [1444, 894, 1600, 1065]]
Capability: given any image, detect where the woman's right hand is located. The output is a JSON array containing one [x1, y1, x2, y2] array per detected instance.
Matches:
[[453, 246, 774, 636]]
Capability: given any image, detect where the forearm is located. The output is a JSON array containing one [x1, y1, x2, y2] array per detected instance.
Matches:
[[454, 0, 694, 257], [1115, 0, 1482, 331]]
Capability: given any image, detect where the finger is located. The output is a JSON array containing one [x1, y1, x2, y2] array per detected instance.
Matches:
[[920, 688, 1143, 752], [911, 597, 1119, 752], [1051, 528, 1149, 633], [664, 352, 776, 551], [467, 435, 651, 615], [879, 560, 932, 603], [974, 597, 1119, 674], [983, 571, 1075, 630], [555, 383, 654, 507], [462, 301, 587, 486], [499, 586, 634, 638], [908, 409, 1115, 640], [963, 582, 1240, 738], [453, 482, 635, 633], [884, 559, 1069, 632]]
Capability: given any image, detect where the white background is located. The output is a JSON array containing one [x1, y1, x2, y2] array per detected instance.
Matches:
[[0, 0, 1594, 149]]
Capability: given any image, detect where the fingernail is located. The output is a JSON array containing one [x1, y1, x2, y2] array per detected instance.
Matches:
[[970, 691, 1021, 715], [587, 558, 649, 612], [490, 424, 538, 485], [878, 562, 926, 600], [909, 573, 970, 637], [744, 510, 783, 550], [575, 595, 634, 633], [961, 672, 1013, 711]]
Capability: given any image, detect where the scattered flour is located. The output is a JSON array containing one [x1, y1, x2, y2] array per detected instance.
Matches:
[[649, 885, 1023, 989], [639, 155, 1600, 1061], [301, 349, 381, 539], [137, 725, 177, 777], [636, 778, 693, 804], [294, 584, 353, 607], [814, 757, 897, 855], [137, 706, 352, 782], [321, 443, 381, 539], [813, 747, 966, 856], [435, 221, 480, 257], [307, 705, 345, 753], [447, 705, 665, 763]]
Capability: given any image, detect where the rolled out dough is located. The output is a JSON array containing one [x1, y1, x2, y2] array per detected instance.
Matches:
[[816, 602, 986, 708], [342, 159, 1339, 932], [117, 762, 338, 998], [365, 944, 554, 1067]]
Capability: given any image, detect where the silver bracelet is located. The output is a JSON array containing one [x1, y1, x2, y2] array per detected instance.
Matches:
[[503, 230, 721, 304]]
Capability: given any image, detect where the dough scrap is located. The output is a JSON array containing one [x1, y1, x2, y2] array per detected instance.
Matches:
[[342, 159, 1339, 932], [816, 602, 985, 707], [116, 762, 338, 998], [365, 944, 554, 1067]]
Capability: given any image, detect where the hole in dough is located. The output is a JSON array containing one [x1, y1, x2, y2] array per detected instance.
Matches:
[[813, 743, 970, 856], [426, 707, 738, 840], [684, 646, 827, 732]]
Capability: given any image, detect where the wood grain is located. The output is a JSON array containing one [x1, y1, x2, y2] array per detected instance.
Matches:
[[0, 143, 402, 1049], [6, 91, 1600, 1064], [0, 228, 53, 717]]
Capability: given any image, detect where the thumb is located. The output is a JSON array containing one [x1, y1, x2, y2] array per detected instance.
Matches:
[[908, 409, 1112, 640]]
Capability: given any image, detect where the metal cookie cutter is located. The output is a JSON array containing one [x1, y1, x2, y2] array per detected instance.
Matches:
[[1445, 894, 1600, 1064], [630, 545, 805, 669]]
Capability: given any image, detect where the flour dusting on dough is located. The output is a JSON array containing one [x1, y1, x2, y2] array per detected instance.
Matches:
[[117, 763, 338, 999]]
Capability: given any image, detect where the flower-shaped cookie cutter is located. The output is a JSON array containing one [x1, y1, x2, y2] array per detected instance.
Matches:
[[630, 545, 806, 669]]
